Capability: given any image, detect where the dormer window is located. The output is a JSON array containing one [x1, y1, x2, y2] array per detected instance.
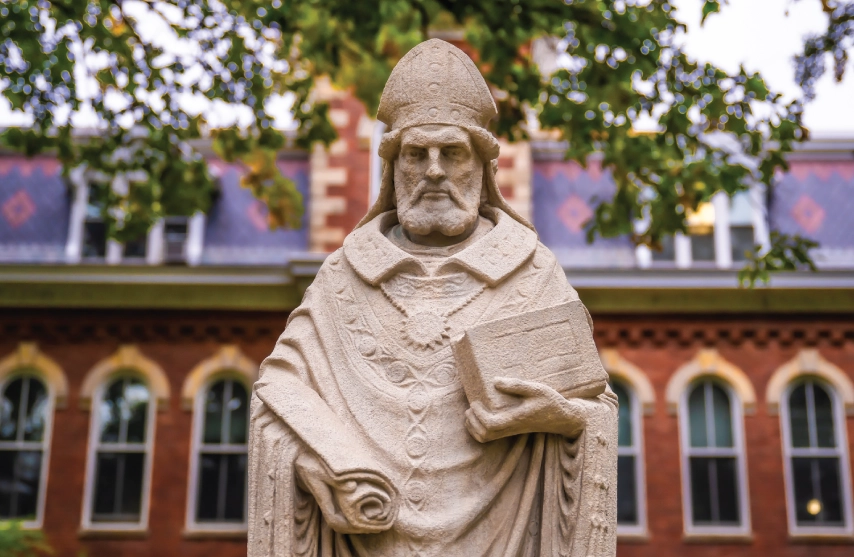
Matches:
[[82, 197, 107, 259]]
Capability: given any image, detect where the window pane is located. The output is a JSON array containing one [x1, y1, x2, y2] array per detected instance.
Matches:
[[711, 384, 733, 448], [196, 453, 221, 521], [92, 452, 145, 522], [23, 378, 48, 443], [617, 455, 638, 525], [792, 457, 845, 526], [99, 379, 125, 443], [228, 382, 249, 445], [224, 454, 247, 521], [203, 382, 225, 445], [788, 384, 810, 448], [730, 226, 754, 262], [123, 235, 147, 258], [688, 384, 708, 448], [83, 220, 107, 258], [124, 380, 150, 444], [197, 453, 247, 522], [691, 233, 715, 261], [652, 235, 675, 261], [690, 457, 740, 525], [812, 383, 836, 448], [0, 378, 24, 441], [0, 450, 43, 519]]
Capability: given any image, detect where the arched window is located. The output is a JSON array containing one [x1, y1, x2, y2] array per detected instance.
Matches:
[[0, 374, 52, 524], [782, 379, 854, 534], [83, 375, 155, 529], [188, 378, 249, 530], [680, 379, 749, 533]]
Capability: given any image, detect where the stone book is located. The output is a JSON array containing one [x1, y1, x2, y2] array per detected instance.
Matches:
[[452, 301, 609, 412]]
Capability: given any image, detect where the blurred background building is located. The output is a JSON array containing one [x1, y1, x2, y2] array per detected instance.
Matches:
[[0, 84, 853, 556]]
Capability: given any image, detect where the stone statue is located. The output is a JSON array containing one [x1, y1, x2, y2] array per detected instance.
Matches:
[[248, 39, 618, 557]]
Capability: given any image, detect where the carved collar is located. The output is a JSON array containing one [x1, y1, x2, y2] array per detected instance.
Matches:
[[343, 209, 538, 287]]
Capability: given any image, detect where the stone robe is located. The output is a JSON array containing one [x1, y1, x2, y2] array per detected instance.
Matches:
[[248, 208, 618, 557]]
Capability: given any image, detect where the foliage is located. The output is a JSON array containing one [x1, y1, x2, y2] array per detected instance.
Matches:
[[1, 0, 846, 281], [0, 522, 53, 557]]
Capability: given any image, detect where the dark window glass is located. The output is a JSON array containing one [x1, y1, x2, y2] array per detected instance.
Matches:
[[164, 218, 189, 264], [652, 235, 675, 261], [688, 381, 733, 448], [83, 221, 107, 258], [617, 455, 638, 525], [611, 382, 632, 447], [197, 379, 249, 523], [92, 452, 145, 522], [228, 383, 248, 445], [730, 226, 755, 262], [99, 377, 149, 444], [0, 375, 48, 521], [203, 382, 225, 445], [689, 457, 740, 525], [792, 457, 844, 526], [691, 233, 715, 261], [196, 454, 247, 523], [788, 381, 837, 449], [0, 451, 42, 520], [123, 235, 147, 258]]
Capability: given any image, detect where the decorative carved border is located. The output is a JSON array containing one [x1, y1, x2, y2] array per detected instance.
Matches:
[[79, 345, 171, 411], [181, 345, 258, 411], [766, 349, 854, 416], [600, 349, 655, 415], [665, 349, 757, 415], [0, 342, 69, 409]]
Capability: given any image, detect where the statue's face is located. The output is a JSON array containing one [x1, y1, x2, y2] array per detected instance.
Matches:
[[394, 124, 483, 238]]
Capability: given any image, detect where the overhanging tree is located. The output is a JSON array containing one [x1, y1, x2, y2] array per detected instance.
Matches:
[[1, 0, 850, 283]]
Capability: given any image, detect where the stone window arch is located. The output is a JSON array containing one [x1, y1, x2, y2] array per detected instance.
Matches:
[[769, 350, 854, 538], [80, 345, 168, 532], [600, 349, 652, 538], [183, 346, 257, 534], [0, 343, 67, 527], [668, 350, 753, 538]]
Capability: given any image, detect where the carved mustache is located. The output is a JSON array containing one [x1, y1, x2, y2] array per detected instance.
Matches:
[[409, 179, 465, 206]]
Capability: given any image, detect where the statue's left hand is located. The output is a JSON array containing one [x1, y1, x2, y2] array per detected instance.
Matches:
[[464, 377, 590, 443]]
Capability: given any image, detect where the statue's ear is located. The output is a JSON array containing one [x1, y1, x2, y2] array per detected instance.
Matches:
[[467, 126, 500, 161], [378, 129, 402, 160]]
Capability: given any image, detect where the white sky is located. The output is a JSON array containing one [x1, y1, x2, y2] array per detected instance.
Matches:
[[672, 0, 854, 137], [1, 0, 851, 137]]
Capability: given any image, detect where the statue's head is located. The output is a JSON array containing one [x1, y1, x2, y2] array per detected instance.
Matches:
[[357, 39, 533, 234]]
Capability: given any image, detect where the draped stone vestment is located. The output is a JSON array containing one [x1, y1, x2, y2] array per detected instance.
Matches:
[[248, 208, 618, 557]]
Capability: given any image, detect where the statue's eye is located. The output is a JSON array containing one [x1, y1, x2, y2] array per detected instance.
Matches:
[[403, 148, 424, 161], [443, 146, 465, 159]]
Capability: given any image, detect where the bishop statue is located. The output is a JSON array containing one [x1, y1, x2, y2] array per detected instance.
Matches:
[[248, 39, 618, 557]]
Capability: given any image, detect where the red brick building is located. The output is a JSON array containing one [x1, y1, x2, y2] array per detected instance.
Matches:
[[1, 94, 853, 555]]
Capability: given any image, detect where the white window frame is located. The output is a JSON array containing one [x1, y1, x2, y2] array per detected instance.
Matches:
[[678, 377, 751, 537], [612, 379, 648, 538], [81, 373, 156, 533], [185, 375, 249, 534], [780, 377, 854, 537], [639, 187, 770, 270], [0, 372, 54, 529]]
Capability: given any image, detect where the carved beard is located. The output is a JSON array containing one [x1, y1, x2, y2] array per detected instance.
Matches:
[[396, 179, 481, 237]]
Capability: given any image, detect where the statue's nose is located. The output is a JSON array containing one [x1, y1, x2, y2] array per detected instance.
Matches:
[[425, 150, 445, 181]]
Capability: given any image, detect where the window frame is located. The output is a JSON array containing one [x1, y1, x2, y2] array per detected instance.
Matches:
[[611, 378, 648, 538], [184, 373, 251, 534], [780, 377, 854, 537], [81, 371, 157, 533], [0, 370, 55, 528], [678, 376, 751, 537]]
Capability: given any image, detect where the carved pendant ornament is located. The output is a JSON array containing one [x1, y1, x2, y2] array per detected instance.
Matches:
[[248, 38, 618, 557]]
